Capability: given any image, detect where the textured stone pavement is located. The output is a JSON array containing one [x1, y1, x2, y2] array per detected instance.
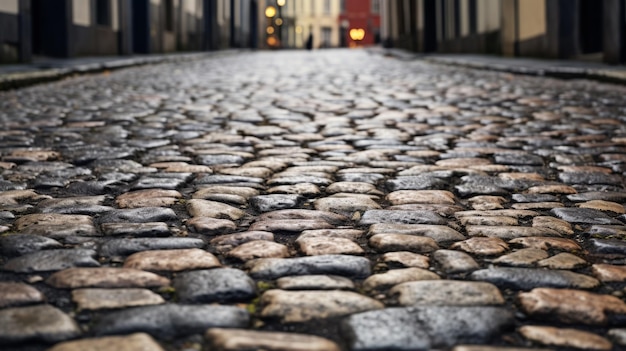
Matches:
[[1, 49, 626, 350]]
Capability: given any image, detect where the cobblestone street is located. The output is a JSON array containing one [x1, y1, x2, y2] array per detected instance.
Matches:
[[3, 49, 626, 350]]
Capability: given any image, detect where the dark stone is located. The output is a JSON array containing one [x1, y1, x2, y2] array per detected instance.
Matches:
[[65, 181, 121, 196], [101, 222, 171, 237], [342, 306, 514, 350], [0, 234, 63, 256], [338, 173, 386, 184], [174, 268, 256, 303], [469, 267, 599, 290], [267, 176, 333, 186], [196, 154, 245, 166], [567, 192, 626, 202], [551, 208, 622, 225], [97, 207, 177, 224], [195, 175, 264, 184], [386, 176, 447, 191], [250, 194, 304, 212], [559, 172, 624, 185], [132, 176, 187, 190], [512, 194, 559, 203], [359, 210, 447, 226], [2, 249, 99, 273], [590, 238, 626, 255], [494, 153, 543, 166], [248, 255, 371, 280], [99, 238, 205, 257], [94, 304, 249, 339], [0, 305, 81, 344]]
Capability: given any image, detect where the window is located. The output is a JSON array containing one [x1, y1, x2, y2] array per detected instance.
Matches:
[[371, 0, 380, 14], [323, 0, 331, 14], [340, 0, 346, 13], [165, 0, 174, 32], [96, 0, 111, 26], [321, 26, 331, 47]]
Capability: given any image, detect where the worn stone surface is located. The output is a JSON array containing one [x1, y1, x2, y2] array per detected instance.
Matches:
[[343, 306, 514, 350], [227, 240, 289, 261], [470, 267, 599, 290], [205, 328, 341, 351], [260, 289, 383, 323], [363, 267, 440, 292], [72, 288, 165, 310], [48, 333, 165, 351], [391, 280, 504, 306], [174, 268, 256, 303], [0, 282, 45, 308], [5, 48, 626, 351], [276, 275, 355, 290], [518, 288, 626, 325], [46, 267, 170, 288], [123, 248, 220, 271], [247, 255, 371, 279], [93, 304, 249, 339], [0, 305, 81, 343], [519, 326, 612, 350]]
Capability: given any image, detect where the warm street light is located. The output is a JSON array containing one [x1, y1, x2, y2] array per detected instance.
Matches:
[[349, 28, 365, 41], [267, 26, 275, 34], [265, 6, 277, 17], [277, 0, 286, 6], [275, 18, 283, 26]]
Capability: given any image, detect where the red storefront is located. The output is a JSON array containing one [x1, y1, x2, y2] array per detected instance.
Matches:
[[339, 0, 381, 47]]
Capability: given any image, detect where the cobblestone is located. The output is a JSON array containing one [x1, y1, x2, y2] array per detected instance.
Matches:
[[2, 49, 626, 350]]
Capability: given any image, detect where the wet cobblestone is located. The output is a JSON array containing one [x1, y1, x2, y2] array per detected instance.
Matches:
[[2, 49, 626, 350]]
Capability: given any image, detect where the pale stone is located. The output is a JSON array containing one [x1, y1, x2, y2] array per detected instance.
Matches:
[[46, 268, 170, 289], [186, 199, 245, 220], [276, 275, 355, 290], [509, 237, 582, 251], [0, 305, 81, 343], [297, 237, 364, 256], [466, 226, 560, 240], [493, 248, 548, 267], [267, 183, 321, 195], [49, 333, 164, 351], [519, 288, 626, 325], [391, 280, 504, 306], [210, 231, 274, 252], [15, 213, 96, 237], [519, 326, 612, 350], [72, 288, 164, 310], [369, 234, 439, 253], [455, 209, 539, 218], [367, 223, 465, 243], [298, 229, 364, 241], [381, 252, 429, 269], [532, 216, 574, 235], [537, 253, 587, 269], [453, 346, 553, 351], [0, 282, 44, 308], [0, 190, 50, 206], [578, 200, 626, 214], [205, 328, 341, 351], [186, 217, 237, 234], [123, 249, 221, 272], [193, 186, 260, 199], [451, 237, 509, 256], [526, 185, 578, 194], [327, 182, 384, 195], [592, 264, 626, 282], [227, 240, 289, 261], [459, 216, 518, 226], [432, 249, 480, 273], [511, 202, 564, 210], [249, 219, 334, 232], [260, 290, 383, 323], [468, 196, 507, 210], [314, 196, 381, 216], [363, 268, 439, 292], [116, 189, 182, 208], [386, 190, 456, 205]]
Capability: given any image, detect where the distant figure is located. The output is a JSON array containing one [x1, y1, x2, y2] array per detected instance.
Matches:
[[306, 32, 313, 51]]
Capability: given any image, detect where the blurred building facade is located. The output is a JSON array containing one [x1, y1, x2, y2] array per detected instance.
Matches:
[[339, 0, 381, 47], [296, 0, 341, 49], [0, 0, 259, 64], [381, 0, 626, 64]]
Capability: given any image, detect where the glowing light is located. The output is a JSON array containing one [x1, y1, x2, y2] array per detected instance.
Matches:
[[275, 18, 283, 26], [349, 28, 365, 41], [265, 6, 277, 17], [295, 26, 303, 34], [267, 36, 278, 46], [266, 26, 275, 34], [277, 0, 286, 6]]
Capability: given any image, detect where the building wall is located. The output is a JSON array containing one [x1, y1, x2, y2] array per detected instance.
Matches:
[[339, 0, 381, 47], [0, 0, 20, 63], [296, 0, 340, 49]]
